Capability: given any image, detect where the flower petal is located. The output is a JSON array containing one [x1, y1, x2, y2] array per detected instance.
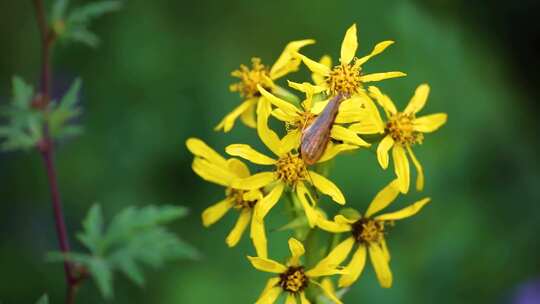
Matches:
[[365, 179, 400, 217], [251, 213, 268, 258], [308, 170, 346, 205], [368, 86, 397, 115], [392, 145, 410, 193], [300, 292, 311, 304], [376, 135, 394, 169], [202, 198, 233, 227], [272, 108, 298, 122], [285, 294, 297, 304], [281, 129, 301, 154], [380, 237, 391, 261], [338, 245, 367, 287], [312, 55, 332, 86], [186, 137, 227, 166], [258, 85, 300, 117], [340, 24, 358, 65], [317, 142, 358, 163], [296, 182, 319, 227], [404, 84, 429, 115], [330, 125, 370, 147], [310, 99, 329, 115], [257, 98, 284, 156], [270, 39, 316, 80], [226, 144, 276, 165], [298, 53, 331, 76], [256, 278, 281, 304], [369, 243, 393, 288], [360, 71, 406, 83], [225, 209, 251, 247], [215, 99, 256, 132], [355, 40, 395, 66], [192, 158, 235, 186], [287, 237, 306, 266], [311, 280, 343, 304], [256, 183, 285, 220], [240, 101, 257, 128], [316, 216, 352, 233], [413, 113, 448, 133], [231, 172, 276, 190], [319, 237, 355, 267], [406, 146, 424, 191], [248, 256, 288, 273], [227, 158, 250, 178], [375, 197, 430, 221]]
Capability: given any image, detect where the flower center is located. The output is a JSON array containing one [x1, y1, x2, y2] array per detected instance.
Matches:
[[326, 61, 363, 96], [230, 57, 271, 99], [352, 218, 385, 244], [280, 266, 308, 293], [275, 153, 307, 186], [285, 111, 316, 133], [386, 112, 424, 145], [226, 188, 257, 209]]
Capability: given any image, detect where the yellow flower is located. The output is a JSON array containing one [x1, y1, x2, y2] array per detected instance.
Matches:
[[249, 237, 345, 304], [216, 39, 315, 132], [186, 137, 268, 258], [258, 82, 371, 149], [316, 179, 431, 288], [225, 98, 350, 227], [355, 84, 448, 193], [297, 23, 406, 96]]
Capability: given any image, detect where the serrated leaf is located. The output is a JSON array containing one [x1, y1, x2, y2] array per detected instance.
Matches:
[[117, 258, 145, 286], [12, 76, 34, 109], [87, 257, 113, 299], [66, 28, 100, 48], [67, 1, 122, 24], [51, 0, 69, 22], [77, 204, 104, 254], [60, 78, 82, 109], [35, 294, 49, 304]]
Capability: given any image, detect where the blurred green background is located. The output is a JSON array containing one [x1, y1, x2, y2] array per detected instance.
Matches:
[[1, 0, 540, 303]]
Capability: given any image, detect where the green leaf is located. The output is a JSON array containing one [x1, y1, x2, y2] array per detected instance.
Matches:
[[48, 78, 83, 140], [87, 257, 113, 299], [60, 78, 82, 109], [12, 76, 34, 109], [51, 0, 69, 22], [66, 28, 100, 48], [67, 1, 123, 24], [35, 294, 49, 304], [77, 204, 104, 254]]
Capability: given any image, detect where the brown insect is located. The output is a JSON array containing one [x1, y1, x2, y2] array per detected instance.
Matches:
[[300, 93, 345, 165]]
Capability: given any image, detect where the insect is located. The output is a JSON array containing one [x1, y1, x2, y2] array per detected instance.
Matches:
[[300, 93, 345, 165]]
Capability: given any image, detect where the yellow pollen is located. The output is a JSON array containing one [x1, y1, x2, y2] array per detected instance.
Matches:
[[230, 57, 271, 99], [386, 112, 424, 145], [352, 218, 385, 243], [275, 153, 307, 186], [280, 266, 308, 293], [226, 188, 257, 209], [326, 60, 363, 96]]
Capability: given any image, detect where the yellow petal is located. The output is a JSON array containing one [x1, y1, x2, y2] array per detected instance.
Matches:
[[317, 142, 358, 163], [376, 135, 394, 170], [202, 198, 233, 227], [287, 80, 326, 95], [270, 39, 316, 80], [368, 243, 393, 288], [413, 113, 448, 133], [340, 23, 358, 65], [258, 85, 300, 117], [256, 183, 285, 220], [380, 237, 391, 261], [287, 237, 306, 266], [318, 237, 355, 267], [334, 97, 364, 124], [251, 213, 268, 258], [240, 101, 257, 128], [311, 280, 343, 304], [272, 108, 298, 122], [215, 99, 256, 132], [305, 261, 347, 277], [281, 129, 301, 154], [365, 179, 400, 217], [404, 84, 429, 115], [330, 125, 371, 147], [256, 278, 281, 304], [186, 137, 227, 167], [316, 216, 352, 233], [308, 170, 345, 204], [192, 158, 235, 186], [295, 182, 319, 227], [298, 53, 331, 76], [406, 146, 424, 191], [256, 286, 281, 304], [227, 158, 250, 178], [338, 244, 367, 287], [356, 93, 385, 132], [248, 256, 287, 273], [300, 292, 311, 304], [349, 121, 382, 134], [225, 209, 251, 247], [226, 144, 276, 165], [285, 294, 297, 304], [355, 40, 395, 66], [368, 86, 397, 115], [312, 55, 332, 86], [375, 197, 430, 221], [257, 98, 283, 156], [360, 71, 406, 83], [392, 145, 410, 193], [231, 172, 276, 190]]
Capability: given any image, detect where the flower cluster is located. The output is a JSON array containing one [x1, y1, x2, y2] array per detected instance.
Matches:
[[187, 24, 447, 303]]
